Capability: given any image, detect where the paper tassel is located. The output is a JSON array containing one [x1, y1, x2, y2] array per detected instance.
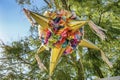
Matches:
[[23, 8, 35, 26], [88, 20, 106, 40], [100, 50, 113, 68], [34, 45, 47, 71], [49, 76, 52, 80], [35, 54, 47, 71]]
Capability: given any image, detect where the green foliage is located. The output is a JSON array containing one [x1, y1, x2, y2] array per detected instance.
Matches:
[[16, 0, 31, 5]]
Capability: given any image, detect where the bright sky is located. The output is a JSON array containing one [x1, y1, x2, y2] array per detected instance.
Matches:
[[0, 0, 46, 42]]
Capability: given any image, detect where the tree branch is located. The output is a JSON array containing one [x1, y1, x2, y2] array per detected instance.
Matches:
[[18, 56, 31, 65], [44, 0, 52, 8]]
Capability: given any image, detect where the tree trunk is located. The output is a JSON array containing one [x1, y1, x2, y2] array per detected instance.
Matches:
[[77, 59, 84, 80], [93, 64, 104, 78], [88, 49, 104, 78]]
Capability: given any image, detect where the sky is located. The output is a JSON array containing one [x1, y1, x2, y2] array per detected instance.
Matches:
[[0, 0, 46, 42]]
